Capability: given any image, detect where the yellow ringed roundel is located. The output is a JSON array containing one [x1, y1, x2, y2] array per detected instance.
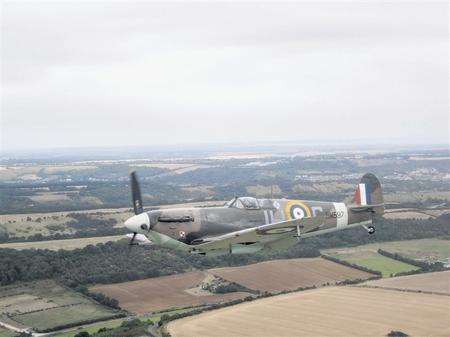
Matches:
[[284, 200, 312, 220]]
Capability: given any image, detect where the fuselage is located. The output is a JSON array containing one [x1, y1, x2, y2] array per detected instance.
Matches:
[[136, 197, 371, 245], [124, 172, 383, 255]]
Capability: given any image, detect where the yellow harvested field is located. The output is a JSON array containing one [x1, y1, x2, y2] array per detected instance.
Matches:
[[364, 270, 450, 294], [210, 258, 374, 292], [167, 287, 450, 337], [0, 235, 124, 251]]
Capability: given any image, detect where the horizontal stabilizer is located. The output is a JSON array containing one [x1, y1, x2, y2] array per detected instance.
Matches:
[[350, 204, 384, 213]]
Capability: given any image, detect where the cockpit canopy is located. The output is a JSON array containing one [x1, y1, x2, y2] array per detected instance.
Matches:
[[226, 197, 260, 210]]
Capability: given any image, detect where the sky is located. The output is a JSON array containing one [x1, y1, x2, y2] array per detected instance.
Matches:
[[1, 1, 449, 151]]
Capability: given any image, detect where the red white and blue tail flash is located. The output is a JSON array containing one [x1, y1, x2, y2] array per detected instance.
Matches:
[[355, 183, 372, 206], [353, 173, 383, 211]]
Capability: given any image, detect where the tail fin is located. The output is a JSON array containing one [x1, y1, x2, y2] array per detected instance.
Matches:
[[353, 173, 384, 214]]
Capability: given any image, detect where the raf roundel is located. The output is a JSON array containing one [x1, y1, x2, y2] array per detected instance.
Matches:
[[285, 201, 312, 220], [291, 205, 305, 219]]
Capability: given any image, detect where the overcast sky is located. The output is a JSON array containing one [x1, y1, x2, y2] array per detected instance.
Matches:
[[1, 1, 449, 151]]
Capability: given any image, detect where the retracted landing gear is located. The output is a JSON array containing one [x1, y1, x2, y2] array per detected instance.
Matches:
[[362, 224, 376, 235]]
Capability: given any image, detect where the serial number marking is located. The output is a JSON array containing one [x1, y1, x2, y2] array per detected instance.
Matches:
[[330, 211, 344, 218]]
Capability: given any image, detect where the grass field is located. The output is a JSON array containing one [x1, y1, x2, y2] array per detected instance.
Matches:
[[0, 280, 120, 332], [209, 257, 375, 293], [369, 238, 449, 264], [322, 238, 450, 275], [0, 327, 17, 337], [332, 252, 419, 277], [364, 270, 450, 294], [51, 307, 203, 337], [323, 238, 450, 263], [13, 304, 116, 331], [51, 319, 125, 337], [167, 286, 450, 337]]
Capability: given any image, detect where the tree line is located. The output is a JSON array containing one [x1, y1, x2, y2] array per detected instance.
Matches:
[[0, 217, 448, 287]]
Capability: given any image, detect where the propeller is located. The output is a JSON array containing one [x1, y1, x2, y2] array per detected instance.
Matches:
[[126, 233, 152, 245], [131, 171, 144, 215], [129, 171, 143, 246]]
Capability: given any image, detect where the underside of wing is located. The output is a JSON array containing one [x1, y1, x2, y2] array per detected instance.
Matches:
[[190, 216, 323, 255]]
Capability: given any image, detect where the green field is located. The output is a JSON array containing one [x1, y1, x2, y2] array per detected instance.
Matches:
[[323, 238, 450, 264], [368, 239, 450, 264], [322, 238, 449, 277], [0, 280, 121, 332], [13, 304, 119, 332], [0, 328, 17, 337], [51, 319, 125, 337], [51, 307, 202, 337], [334, 252, 420, 277]]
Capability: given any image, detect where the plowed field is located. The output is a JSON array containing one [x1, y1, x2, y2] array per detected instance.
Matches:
[[90, 271, 249, 314], [210, 257, 375, 292]]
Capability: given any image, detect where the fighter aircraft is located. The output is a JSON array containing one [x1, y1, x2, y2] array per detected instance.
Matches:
[[124, 172, 384, 256]]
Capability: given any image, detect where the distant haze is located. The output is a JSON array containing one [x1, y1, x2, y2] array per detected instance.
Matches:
[[1, 2, 449, 151]]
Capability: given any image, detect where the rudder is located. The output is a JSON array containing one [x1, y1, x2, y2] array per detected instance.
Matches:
[[354, 173, 384, 214]]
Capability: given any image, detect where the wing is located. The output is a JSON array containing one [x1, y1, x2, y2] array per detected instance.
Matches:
[[190, 216, 323, 255]]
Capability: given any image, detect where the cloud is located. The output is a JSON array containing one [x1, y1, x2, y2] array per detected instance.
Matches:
[[1, 1, 448, 151]]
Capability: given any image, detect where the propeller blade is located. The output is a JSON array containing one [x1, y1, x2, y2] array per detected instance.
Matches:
[[130, 171, 143, 215], [129, 232, 137, 246]]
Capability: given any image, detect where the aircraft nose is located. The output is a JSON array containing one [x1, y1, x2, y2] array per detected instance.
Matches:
[[124, 212, 150, 233]]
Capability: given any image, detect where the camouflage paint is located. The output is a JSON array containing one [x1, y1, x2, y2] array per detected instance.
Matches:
[[135, 173, 384, 255]]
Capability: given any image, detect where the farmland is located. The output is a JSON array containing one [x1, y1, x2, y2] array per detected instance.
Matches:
[[209, 257, 375, 293], [383, 208, 449, 220], [321, 238, 450, 276], [323, 238, 450, 262], [14, 304, 116, 332], [0, 147, 449, 336], [0, 327, 16, 337], [364, 270, 450, 295], [0, 201, 223, 239], [0, 209, 131, 239], [50, 318, 125, 337], [0, 280, 121, 332], [365, 238, 449, 264], [167, 286, 450, 337], [326, 251, 419, 277], [91, 257, 376, 314], [90, 271, 249, 314], [0, 235, 124, 251], [2, 146, 450, 216]]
